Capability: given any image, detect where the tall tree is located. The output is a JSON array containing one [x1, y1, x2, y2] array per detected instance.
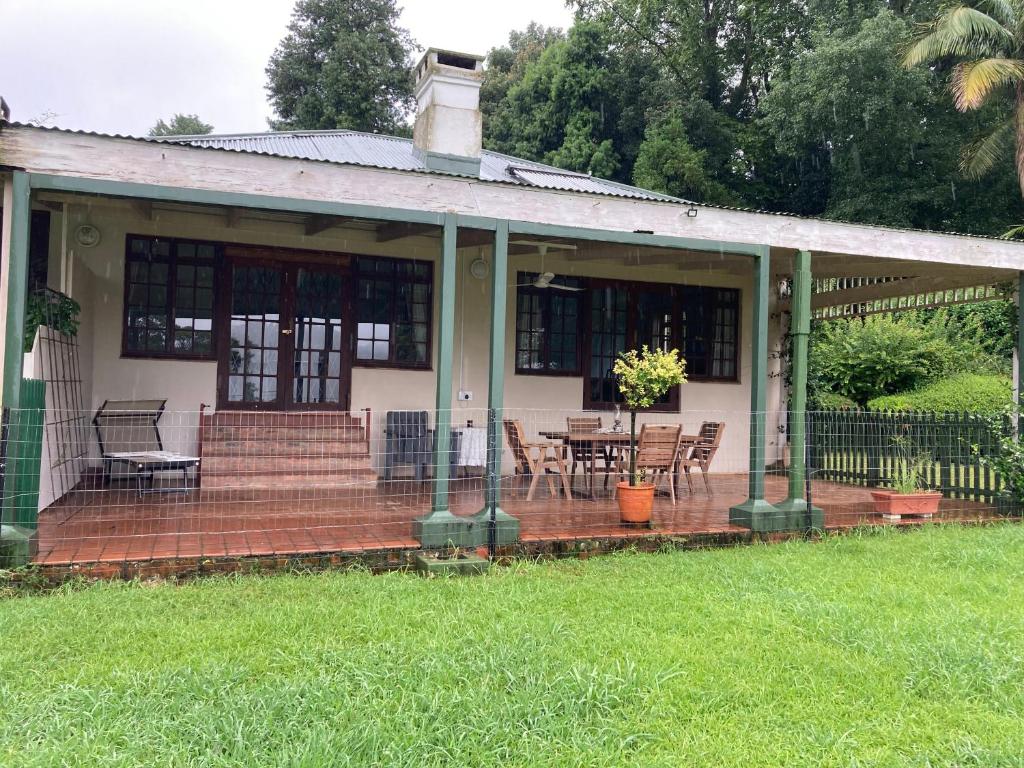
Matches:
[[904, 0, 1024, 197], [483, 20, 629, 178], [266, 0, 416, 134], [148, 113, 213, 136], [760, 9, 1022, 231]]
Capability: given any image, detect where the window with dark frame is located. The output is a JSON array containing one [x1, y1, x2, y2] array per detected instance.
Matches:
[[355, 256, 432, 368], [123, 235, 217, 359], [680, 286, 739, 381], [515, 272, 583, 375], [543, 278, 740, 410]]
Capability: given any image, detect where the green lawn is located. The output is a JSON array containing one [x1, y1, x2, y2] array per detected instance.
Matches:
[[2, 525, 1024, 767]]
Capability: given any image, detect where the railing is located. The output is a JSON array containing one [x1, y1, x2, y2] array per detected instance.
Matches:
[[809, 408, 1008, 502], [0, 404, 1008, 568]]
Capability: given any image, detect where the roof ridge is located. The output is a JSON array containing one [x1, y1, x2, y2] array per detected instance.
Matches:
[[156, 127, 413, 143]]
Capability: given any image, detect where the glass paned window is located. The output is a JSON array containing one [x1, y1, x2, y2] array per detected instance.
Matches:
[[355, 256, 431, 367], [587, 283, 629, 404], [583, 281, 737, 409], [514, 273, 583, 374], [680, 286, 739, 381], [124, 235, 218, 358]]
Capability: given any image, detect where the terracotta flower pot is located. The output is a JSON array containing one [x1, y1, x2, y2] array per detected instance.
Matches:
[[617, 481, 655, 524], [870, 490, 942, 519]]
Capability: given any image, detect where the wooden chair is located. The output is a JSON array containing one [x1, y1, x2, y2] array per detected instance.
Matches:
[[566, 416, 615, 493], [677, 421, 725, 495], [613, 424, 683, 504], [503, 419, 573, 501]]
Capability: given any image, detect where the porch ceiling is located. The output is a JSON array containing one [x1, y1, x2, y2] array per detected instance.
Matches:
[[24, 186, 1024, 316]]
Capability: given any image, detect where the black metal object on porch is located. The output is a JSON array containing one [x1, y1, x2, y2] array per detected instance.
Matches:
[[92, 399, 199, 497], [382, 410, 431, 481]]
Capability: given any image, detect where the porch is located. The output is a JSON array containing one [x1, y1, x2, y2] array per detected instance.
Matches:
[[4, 123, 1024, 569], [34, 471, 1002, 566]]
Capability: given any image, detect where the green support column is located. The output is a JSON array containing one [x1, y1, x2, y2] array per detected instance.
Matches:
[[775, 250, 823, 530], [413, 213, 468, 547], [1018, 272, 1024, 433], [1, 171, 37, 565], [471, 221, 519, 548], [2, 172, 30, 409], [730, 244, 780, 531]]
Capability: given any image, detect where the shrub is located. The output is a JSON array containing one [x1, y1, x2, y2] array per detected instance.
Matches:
[[866, 373, 1012, 415], [813, 391, 858, 410], [810, 314, 958, 405]]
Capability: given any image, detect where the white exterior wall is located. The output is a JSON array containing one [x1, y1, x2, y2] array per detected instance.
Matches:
[[47, 202, 756, 473]]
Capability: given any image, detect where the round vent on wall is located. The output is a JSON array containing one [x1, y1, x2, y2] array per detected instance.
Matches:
[[74, 224, 101, 248], [469, 258, 489, 280]]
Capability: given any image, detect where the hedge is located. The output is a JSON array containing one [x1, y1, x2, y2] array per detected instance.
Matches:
[[866, 373, 1012, 415]]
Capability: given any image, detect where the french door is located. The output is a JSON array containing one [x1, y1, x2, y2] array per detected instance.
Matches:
[[217, 257, 353, 410]]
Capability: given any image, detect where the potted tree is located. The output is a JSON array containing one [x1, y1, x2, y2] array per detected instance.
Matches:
[[870, 434, 942, 520], [612, 346, 687, 524]]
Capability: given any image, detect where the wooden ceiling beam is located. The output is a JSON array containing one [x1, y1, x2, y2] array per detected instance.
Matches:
[[456, 229, 496, 248], [376, 222, 439, 242], [131, 200, 153, 221], [305, 214, 344, 236]]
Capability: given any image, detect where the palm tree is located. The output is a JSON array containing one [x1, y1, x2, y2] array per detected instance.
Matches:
[[904, 1, 1024, 198]]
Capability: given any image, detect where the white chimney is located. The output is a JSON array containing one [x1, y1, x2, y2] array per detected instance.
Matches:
[[412, 48, 485, 176]]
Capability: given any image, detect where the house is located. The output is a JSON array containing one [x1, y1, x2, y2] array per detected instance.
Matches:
[[1, 48, 1022, 569]]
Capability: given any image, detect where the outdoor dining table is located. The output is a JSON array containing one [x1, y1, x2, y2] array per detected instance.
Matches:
[[539, 429, 701, 498]]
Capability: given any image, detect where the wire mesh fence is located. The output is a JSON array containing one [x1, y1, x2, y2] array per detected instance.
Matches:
[[0, 403, 1014, 568]]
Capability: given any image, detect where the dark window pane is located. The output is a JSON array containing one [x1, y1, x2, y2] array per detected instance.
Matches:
[[123, 235, 218, 358], [354, 256, 432, 367], [515, 273, 581, 376]]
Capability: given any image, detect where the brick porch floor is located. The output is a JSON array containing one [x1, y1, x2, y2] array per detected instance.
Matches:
[[32, 472, 1003, 566]]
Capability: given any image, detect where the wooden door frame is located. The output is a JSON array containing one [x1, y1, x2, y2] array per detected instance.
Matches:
[[215, 249, 354, 411]]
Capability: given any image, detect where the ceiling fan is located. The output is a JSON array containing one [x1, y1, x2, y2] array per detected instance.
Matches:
[[512, 243, 584, 292]]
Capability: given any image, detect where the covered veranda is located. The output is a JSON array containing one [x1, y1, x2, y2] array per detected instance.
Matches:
[[3, 122, 1024, 567]]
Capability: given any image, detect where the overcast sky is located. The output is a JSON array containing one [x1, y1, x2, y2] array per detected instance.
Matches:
[[0, 0, 573, 136]]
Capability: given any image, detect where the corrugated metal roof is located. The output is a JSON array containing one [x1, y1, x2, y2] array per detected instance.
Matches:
[[155, 129, 683, 203]]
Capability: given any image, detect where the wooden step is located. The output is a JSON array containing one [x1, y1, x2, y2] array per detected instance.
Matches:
[[201, 454, 373, 474], [200, 468, 378, 490], [203, 425, 367, 442], [201, 439, 371, 457]]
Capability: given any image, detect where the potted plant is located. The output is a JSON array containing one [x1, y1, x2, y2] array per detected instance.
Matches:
[[870, 434, 942, 520], [612, 346, 687, 524]]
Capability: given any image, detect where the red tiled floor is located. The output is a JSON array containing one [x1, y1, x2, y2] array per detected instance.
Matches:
[[33, 473, 1004, 567]]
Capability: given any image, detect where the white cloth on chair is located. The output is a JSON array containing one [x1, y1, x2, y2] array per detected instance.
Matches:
[[458, 427, 488, 467]]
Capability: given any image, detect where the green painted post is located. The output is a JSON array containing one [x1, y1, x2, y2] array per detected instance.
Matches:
[[471, 220, 519, 547], [1018, 272, 1024, 434], [729, 244, 780, 531], [413, 214, 468, 548], [1, 172, 38, 565], [2, 172, 31, 409], [776, 250, 822, 529]]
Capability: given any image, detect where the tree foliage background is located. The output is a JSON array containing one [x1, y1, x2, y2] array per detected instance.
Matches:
[[477, 0, 1024, 232], [149, 114, 213, 137], [266, 0, 415, 134], [263, 0, 1024, 233]]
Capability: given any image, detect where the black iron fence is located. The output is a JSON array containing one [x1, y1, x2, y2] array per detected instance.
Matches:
[[808, 408, 1009, 502]]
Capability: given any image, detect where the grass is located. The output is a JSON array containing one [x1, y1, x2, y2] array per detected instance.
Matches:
[[2, 525, 1024, 767]]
